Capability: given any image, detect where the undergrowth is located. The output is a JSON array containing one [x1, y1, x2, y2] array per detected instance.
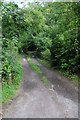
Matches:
[[37, 58, 80, 86], [2, 54, 22, 104], [58, 70, 80, 86]]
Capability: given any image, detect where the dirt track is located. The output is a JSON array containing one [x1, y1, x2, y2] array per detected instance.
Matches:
[[3, 57, 78, 118]]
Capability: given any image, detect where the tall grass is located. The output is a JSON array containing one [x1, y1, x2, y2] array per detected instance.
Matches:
[[2, 54, 22, 104]]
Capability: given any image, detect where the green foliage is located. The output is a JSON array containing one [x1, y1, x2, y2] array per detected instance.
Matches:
[[2, 2, 22, 84], [33, 34, 52, 57], [48, 2, 80, 74], [70, 75, 79, 84], [2, 82, 15, 104], [2, 1, 80, 88], [41, 49, 51, 60], [42, 76, 48, 84], [2, 56, 22, 104], [27, 56, 42, 74], [2, 2, 23, 103], [2, 37, 18, 81]]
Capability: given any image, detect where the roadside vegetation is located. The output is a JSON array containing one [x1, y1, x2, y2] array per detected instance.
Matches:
[[37, 58, 80, 86], [2, 55, 22, 104], [27, 56, 42, 74], [37, 58, 51, 68], [58, 70, 79, 86], [42, 76, 48, 84], [1, 1, 80, 103]]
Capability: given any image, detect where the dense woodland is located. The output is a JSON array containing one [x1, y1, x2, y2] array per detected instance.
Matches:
[[1, 2, 80, 84]]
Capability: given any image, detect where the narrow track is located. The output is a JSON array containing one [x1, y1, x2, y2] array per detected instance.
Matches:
[[3, 57, 78, 118]]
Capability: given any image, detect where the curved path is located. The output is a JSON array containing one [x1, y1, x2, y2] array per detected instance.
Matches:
[[3, 57, 78, 118]]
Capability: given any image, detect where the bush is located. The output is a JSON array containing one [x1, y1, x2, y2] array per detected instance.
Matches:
[[41, 49, 51, 60]]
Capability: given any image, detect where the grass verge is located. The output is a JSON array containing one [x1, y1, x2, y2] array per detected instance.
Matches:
[[37, 58, 51, 68], [2, 54, 22, 104], [27, 56, 48, 84], [27, 56, 42, 74], [42, 76, 48, 84], [37, 58, 80, 86], [58, 70, 80, 86]]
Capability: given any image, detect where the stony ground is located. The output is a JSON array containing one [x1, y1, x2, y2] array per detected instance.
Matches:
[[2, 57, 78, 118]]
